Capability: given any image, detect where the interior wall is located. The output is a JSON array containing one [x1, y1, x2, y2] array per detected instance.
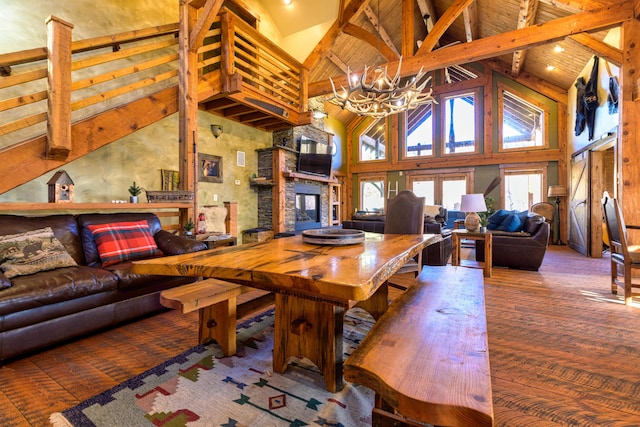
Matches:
[[567, 28, 620, 157]]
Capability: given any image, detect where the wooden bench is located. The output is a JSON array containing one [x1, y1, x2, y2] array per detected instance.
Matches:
[[160, 279, 274, 356], [344, 266, 493, 427]]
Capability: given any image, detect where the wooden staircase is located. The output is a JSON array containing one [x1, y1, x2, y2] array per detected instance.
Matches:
[[0, 9, 311, 196]]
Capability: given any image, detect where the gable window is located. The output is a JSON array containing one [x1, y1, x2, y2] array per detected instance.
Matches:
[[442, 89, 480, 155], [405, 104, 434, 158], [359, 118, 386, 161], [500, 164, 548, 211], [498, 83, 549, 151]]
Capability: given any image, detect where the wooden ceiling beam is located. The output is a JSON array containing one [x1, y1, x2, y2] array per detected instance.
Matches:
[[416, 0, 476, 55], [309, 2, 631, 98], [303, 0, 369, 70], [415, 0, 437, 33], [511, 0, 540, 77], [566, 33, 623, 66], [484, 58, 567, 103], [342, 22, 399, 62], [402, 0, 415, 57], [326, 50, 350, 73], [462, 1, 479, 42], [537, 0, 608, 13], [363, 4, 400, 57], [189, 0, 224, 52]]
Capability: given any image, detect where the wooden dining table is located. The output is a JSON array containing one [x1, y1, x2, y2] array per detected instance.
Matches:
[[132, 232, 438, 392]]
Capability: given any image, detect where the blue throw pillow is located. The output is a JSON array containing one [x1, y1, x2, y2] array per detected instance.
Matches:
[[487, 209, 510, 230], [496, 214, 522, 232], [517, 210, 529, 228]]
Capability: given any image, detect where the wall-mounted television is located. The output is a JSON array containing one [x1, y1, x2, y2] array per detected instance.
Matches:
[[297, 136, 333, 177]]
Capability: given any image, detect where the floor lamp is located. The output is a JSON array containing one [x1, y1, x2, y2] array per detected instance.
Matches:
[[548, 185, 567, 245]]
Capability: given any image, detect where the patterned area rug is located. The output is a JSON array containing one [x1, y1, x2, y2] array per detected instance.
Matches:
[[50, 308, 375, 427]]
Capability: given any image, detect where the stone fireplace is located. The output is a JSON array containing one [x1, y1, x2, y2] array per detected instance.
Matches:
[[253, 125, 335, 235], [294, 183, 322, 231]]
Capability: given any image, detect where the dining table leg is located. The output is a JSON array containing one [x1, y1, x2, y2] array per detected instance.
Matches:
[[273, 293, 346, 393]]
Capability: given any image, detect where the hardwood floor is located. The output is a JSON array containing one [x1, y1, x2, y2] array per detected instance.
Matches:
[[1, 245, 639, 426]]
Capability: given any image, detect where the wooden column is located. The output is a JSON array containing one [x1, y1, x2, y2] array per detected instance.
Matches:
[[620, 18, 640, 232], [45, 16, 73, 160], [224, 201, 238, 237], [178, 1, 199, 226]]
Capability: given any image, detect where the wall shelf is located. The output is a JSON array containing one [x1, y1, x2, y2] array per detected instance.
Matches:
[[0, 202, 192, 212]]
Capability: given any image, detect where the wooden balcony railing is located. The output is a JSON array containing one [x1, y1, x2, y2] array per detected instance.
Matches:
[[0, 20, 180, 153]]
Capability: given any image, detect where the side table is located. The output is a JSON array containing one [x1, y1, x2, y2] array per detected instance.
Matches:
[[451, 229, 492, 277]]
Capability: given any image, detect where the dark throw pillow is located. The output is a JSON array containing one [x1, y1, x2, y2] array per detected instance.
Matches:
[[87, 220, 162, 267], [0, 227, 77, 278]]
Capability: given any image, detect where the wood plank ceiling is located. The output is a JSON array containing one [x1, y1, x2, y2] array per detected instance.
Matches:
[[301, 0, 623, 125]]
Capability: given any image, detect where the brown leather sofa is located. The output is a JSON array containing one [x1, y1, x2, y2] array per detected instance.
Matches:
[[0, 212, 207, 362], [342, 208, 452, 266], [475, 213, 550, 271]]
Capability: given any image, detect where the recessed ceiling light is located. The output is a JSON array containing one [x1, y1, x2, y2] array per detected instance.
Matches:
[[546, 64, 556, 71], [283, 0, 292, 5], [553, 45, 565, 53]]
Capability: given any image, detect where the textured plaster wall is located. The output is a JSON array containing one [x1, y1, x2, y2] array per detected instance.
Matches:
[[0, 0, 274, 235]]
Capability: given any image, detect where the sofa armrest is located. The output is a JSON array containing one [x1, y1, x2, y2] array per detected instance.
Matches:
[[155, 230, 208, 255]]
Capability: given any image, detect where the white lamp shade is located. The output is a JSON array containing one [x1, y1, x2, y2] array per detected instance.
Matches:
[[460, 193, 487, 213]]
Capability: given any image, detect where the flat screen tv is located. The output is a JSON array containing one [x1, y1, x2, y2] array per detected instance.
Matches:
[[297, 136, 333, 177]]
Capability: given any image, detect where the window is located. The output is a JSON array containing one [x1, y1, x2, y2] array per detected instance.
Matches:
[[359, 175, 385, 212], [359, 118, 386, 161], [442, 89, 479, 155], [405, 104, 433, 158], [498, 83, 549, 151], [500, 164, 548, 211], [408, 170, 473, 211]]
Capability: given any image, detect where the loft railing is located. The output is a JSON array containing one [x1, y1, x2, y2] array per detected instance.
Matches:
[[0, 19, 180, 153], [197, 11, 306, 111]]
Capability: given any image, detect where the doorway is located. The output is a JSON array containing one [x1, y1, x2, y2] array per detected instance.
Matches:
[[569, 131, 616, 257]]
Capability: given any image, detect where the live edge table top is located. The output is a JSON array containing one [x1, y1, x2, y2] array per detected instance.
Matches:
[[133, 232, 439, 304]]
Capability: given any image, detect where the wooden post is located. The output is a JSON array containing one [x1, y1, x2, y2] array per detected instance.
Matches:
[[220, 10, 237, 93], [620, 18, 640, 236], [45, 16, 73, 160], [178, 1, 199, 227], [224, 201, 238, 237]]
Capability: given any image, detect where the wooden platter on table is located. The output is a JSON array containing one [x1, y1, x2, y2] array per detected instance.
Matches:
[[301, 228, 365, 245]]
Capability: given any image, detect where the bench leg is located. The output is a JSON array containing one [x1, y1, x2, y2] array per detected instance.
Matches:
[[198, 297, 238, 356], [273, 293, 346, 392]]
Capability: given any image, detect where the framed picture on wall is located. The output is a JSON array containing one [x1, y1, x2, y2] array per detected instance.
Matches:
[[199, 153, 223, 183]]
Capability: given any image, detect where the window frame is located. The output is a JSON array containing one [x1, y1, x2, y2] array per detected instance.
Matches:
[[357, 173, 387, 213], [497, 83, 550, 153], [403, 105, 435, 160], [440, 87, 482, 156], [499, 163, 549, 210], [406, 168, 475, 211], [357, 117, 387, 163]]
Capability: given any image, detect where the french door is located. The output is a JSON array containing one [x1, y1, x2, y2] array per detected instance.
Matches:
[[407, 171, 472, 211]]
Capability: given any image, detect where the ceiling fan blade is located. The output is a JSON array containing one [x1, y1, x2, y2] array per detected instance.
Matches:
[[484, 177, 501, 196]]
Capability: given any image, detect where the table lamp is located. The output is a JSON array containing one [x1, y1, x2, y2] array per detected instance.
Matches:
[[460, 193, 487, 232], [548, 185, 567, 245]]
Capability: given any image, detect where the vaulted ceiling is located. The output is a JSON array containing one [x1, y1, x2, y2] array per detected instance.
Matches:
[[281, 0, 625, 124]]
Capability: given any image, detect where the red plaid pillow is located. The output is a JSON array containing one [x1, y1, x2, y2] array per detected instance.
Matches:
[[87, 220, 162, 267]]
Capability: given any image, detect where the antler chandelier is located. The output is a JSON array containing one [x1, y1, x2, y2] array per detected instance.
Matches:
[[327, 58, 434, 118]]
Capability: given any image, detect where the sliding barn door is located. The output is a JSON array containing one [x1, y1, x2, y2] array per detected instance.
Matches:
[[569, 152, 589, 255]]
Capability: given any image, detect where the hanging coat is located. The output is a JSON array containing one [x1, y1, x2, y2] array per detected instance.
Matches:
[[584, 56, 599, 140], [574, 77, 587, 136]]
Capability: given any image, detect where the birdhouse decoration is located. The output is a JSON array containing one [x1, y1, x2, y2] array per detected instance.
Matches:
[[47, 170, 74, 203]]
